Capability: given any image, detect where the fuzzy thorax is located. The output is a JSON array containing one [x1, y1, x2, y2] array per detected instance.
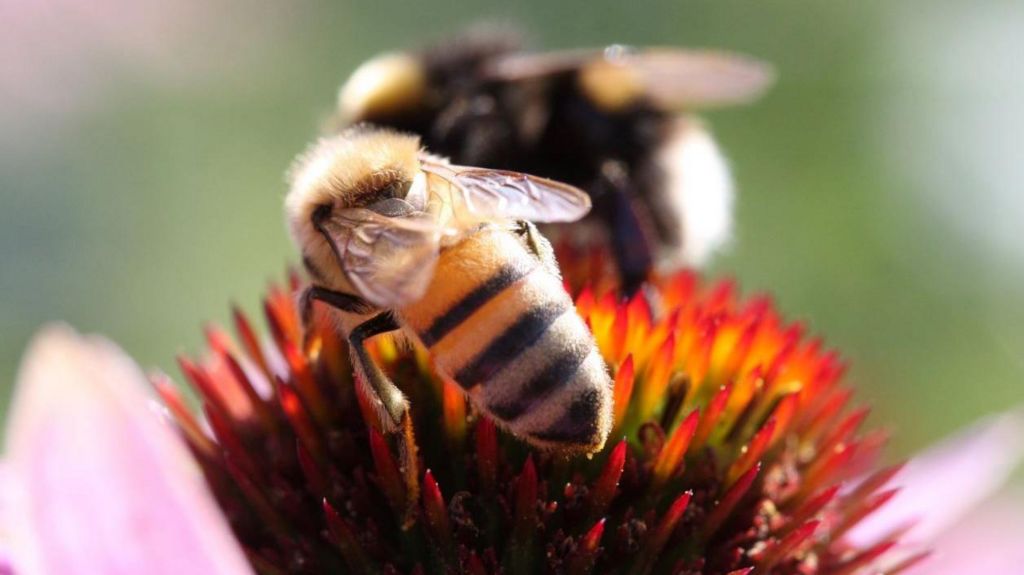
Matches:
[[337, 52, 426, 124], [285, 128, 422, 291]]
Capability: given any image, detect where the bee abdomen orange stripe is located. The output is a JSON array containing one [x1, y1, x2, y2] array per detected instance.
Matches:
[[419, 261, 536, 347], [454, 299, 569, 389]]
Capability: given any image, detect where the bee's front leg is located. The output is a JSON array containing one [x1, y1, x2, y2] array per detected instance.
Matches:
[[300, 285, 375, 326], [348, 312, 407, 430], [299, 285, 377, 349], [349, 311, 419, 526], [300, 287, 405, 426]]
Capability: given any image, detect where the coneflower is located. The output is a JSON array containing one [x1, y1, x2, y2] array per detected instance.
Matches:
[[155, 267, 927, 575]]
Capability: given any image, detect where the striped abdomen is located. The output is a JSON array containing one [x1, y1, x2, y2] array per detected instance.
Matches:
[[398, 228, 612, 452]]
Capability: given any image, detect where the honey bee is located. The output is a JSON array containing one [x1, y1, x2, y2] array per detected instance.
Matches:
[[286, 126, 613, 454], [332, 27, 773, 294]]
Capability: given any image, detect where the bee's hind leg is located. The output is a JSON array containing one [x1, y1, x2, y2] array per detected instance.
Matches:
[[592, 160, 655, 298], [515, 220, 561, 278]]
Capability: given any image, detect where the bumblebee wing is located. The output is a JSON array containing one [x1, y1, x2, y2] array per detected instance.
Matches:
[[483, 48, 598, 81], [321, 208, 446, 308], [487, 47, 773, 110], [419, 156, 592, 225], [604, 49, 774, 110]]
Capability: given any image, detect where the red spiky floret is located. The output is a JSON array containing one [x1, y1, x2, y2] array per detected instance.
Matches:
[[157, 270, 910, 574]]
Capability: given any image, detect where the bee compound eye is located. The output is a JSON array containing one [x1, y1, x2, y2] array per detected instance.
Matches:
[[367, 197, 415, 217], [311, 204, 333, 224]]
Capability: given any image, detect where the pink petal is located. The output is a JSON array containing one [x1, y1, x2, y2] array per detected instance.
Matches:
[[0, 464, 10, 575], [4, 325, 253, 575], [847, 409, 1024, 547], [906, 491, 1024, 575]]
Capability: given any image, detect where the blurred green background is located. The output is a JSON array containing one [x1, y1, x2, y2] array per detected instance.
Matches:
[[2, 0, 1022, 458]]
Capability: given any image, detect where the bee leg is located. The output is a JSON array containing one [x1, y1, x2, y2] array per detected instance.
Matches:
[[593, 160, 654, 297], [514, 220, 561, 278], [302, 289, 408, 430], [299, 286, 375, 347], [348, 311, 407, 430], [303, 286, 374, 316], [350, 311, 420, 525]]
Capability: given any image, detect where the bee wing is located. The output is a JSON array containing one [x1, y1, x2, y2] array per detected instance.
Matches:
[[483, 48, 598, 81], [486, 47, 774, 110], [322, 207, 447, 308], [419, 156, 592, 225], [609, 48, 774, 110]]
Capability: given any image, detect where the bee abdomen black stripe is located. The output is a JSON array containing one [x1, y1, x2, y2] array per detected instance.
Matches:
[[454, 299, 569, 389], [533, 388, 602, 444], [419, 262, 535, 347], [489, 343, 590, 422]]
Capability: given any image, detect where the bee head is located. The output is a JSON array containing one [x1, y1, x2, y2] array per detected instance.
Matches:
[[285, 127, 422, 288], [337, 52, 427, 124]]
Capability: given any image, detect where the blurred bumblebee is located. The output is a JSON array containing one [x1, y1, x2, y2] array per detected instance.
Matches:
[[331, 27, 774, 294], [287, 126, 613, 454]]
